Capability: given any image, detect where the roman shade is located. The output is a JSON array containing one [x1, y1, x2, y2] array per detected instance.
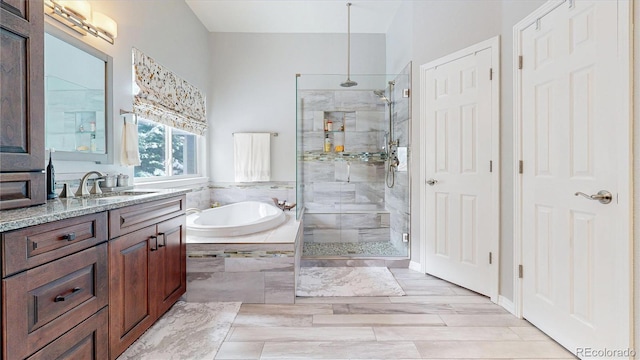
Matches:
[[132, 48, 207, 135]]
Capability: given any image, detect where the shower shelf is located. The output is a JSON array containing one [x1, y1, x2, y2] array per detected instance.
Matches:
[[303, 151, 388, 163]]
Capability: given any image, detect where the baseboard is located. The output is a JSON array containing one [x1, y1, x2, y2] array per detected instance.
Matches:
[[498, 295, 516, 315], [409, 261, 422, 272]]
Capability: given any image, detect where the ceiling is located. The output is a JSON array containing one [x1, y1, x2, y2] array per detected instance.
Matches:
[[184, 0, 404, 34]]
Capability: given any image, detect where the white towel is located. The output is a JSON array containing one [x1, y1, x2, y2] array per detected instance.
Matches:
[[234, 133, 271, 182], [121, 118, 141, 166]]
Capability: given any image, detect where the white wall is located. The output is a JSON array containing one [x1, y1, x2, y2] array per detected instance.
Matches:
[[208, 32, 386, 182], [386, 0, 546, 302], [47, 0, 210, 181], [385, 1, 412, 75], [404, 0, 502, 280]]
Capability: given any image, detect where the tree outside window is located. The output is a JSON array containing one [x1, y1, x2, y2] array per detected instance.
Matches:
[[135, 118, 197, 178]]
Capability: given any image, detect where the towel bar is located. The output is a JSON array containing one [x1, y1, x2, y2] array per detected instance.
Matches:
[[119, 109, 138, 124]]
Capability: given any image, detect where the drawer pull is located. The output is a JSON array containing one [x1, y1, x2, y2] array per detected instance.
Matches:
[[158, 232, 166, 248], [150, 235, 158, 251], [54, 287, 82, 302], [62, 233, 76, 241]]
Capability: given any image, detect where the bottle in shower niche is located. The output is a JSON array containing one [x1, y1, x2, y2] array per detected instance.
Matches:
[[324, 134, 332, 152], [334, 131, 345, 152]]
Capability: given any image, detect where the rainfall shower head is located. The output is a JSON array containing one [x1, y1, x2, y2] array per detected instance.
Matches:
[[374, 89, 390, 105], [341, 79, 358, 88], [340, 3, 358, 88]]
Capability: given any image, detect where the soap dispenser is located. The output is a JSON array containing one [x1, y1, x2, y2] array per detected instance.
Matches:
[[46, 148, 57, 199]]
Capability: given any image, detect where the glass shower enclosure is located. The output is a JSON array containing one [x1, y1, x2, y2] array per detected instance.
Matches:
[[296, 66, 411, 258]]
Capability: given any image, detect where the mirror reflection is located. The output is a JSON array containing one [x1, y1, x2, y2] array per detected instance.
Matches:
[[44, 29, 112, 163]]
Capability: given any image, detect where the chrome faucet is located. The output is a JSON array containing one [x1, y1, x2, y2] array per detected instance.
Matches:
[[75, 171, 106, 197]]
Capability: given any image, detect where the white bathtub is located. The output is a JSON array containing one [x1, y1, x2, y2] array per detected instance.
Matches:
[[186, 201, 286, 237]]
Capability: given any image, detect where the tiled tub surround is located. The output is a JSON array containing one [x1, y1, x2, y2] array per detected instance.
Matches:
[[186, 213, 303, 304], [299, 88, 409, 257], [186, 186, 212, 209], [210, 182, 296, 207]]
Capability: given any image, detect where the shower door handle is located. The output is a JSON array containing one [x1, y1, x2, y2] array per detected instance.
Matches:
[[426, 178, 438, 186], [346, 161, 351, 183]]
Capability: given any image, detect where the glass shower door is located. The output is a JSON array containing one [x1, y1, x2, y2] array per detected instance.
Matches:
[[297, 70, 411, 259]]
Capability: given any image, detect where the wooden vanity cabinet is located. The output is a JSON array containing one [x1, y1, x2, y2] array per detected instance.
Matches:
[[0, 0, 46, 210], [1, 212, 109, 360], [108, 196, 186, 359], [0, 195, 187, 359]]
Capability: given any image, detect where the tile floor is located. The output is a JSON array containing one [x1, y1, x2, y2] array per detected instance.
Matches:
[[215, 268, 577, 359]]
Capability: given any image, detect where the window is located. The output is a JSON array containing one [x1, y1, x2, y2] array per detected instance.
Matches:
[[135, 118, 198, 178]]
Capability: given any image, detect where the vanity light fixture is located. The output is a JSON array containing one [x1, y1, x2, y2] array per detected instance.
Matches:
[[44, 0, 118, 44]]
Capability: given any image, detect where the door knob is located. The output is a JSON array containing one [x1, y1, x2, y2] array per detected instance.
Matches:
[[574, 190, 612, 204], [426, 179, 438, 186]]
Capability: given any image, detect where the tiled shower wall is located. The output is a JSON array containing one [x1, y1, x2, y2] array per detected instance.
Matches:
[[386, 63, 412, 254], [300, 90, 391, 246]]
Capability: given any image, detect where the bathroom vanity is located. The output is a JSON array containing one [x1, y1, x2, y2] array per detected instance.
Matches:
[[0, 191, 187, 360]]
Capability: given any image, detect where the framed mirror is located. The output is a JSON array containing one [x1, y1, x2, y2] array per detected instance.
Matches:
[[44, 23, 113, 163]]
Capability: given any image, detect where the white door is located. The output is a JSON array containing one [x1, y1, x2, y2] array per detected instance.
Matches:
[[421, 38, 499, 299], [519, 0, 631, 354]]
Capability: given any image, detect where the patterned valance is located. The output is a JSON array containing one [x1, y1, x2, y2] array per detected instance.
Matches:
[[132, 48, 207, 135]]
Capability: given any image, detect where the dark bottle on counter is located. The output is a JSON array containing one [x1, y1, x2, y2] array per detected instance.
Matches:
[[46, 149, 57, 199]]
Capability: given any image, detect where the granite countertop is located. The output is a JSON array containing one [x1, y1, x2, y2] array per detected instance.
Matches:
[[0, 188, 191, 233]]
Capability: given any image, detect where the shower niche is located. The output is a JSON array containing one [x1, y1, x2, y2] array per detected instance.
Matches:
[[296, 67, 412, 259], [322, 111, 348, 153]]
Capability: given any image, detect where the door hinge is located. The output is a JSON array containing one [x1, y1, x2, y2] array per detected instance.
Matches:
[[518, 264, 523, 278], [518, 56, 523, 70], [518, 160, 523, 174], [489, 252, 493, 264], [489, 160, 493, 173], [489, 68, 493, 80]]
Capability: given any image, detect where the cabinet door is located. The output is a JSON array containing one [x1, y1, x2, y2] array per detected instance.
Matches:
[[108, 225, 156, 360], [153, 215, 186, 316], [0, 0, 45, 170], [26, 307, 108, 360], [0, 0, 46, 208]]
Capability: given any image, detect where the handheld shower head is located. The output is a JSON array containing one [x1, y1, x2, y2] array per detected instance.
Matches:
[[373, 89, 390, 105]]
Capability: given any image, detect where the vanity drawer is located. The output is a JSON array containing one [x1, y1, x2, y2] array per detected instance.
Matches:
[[109, 195, 185, 238], [2, 243, 108, 360], [26, 307, 108, 360], [0, 172, 46, 210], [2, 212, 108, 277]]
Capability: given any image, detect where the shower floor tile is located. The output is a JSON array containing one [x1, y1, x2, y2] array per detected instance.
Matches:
[[302, 240, 404, 257]]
